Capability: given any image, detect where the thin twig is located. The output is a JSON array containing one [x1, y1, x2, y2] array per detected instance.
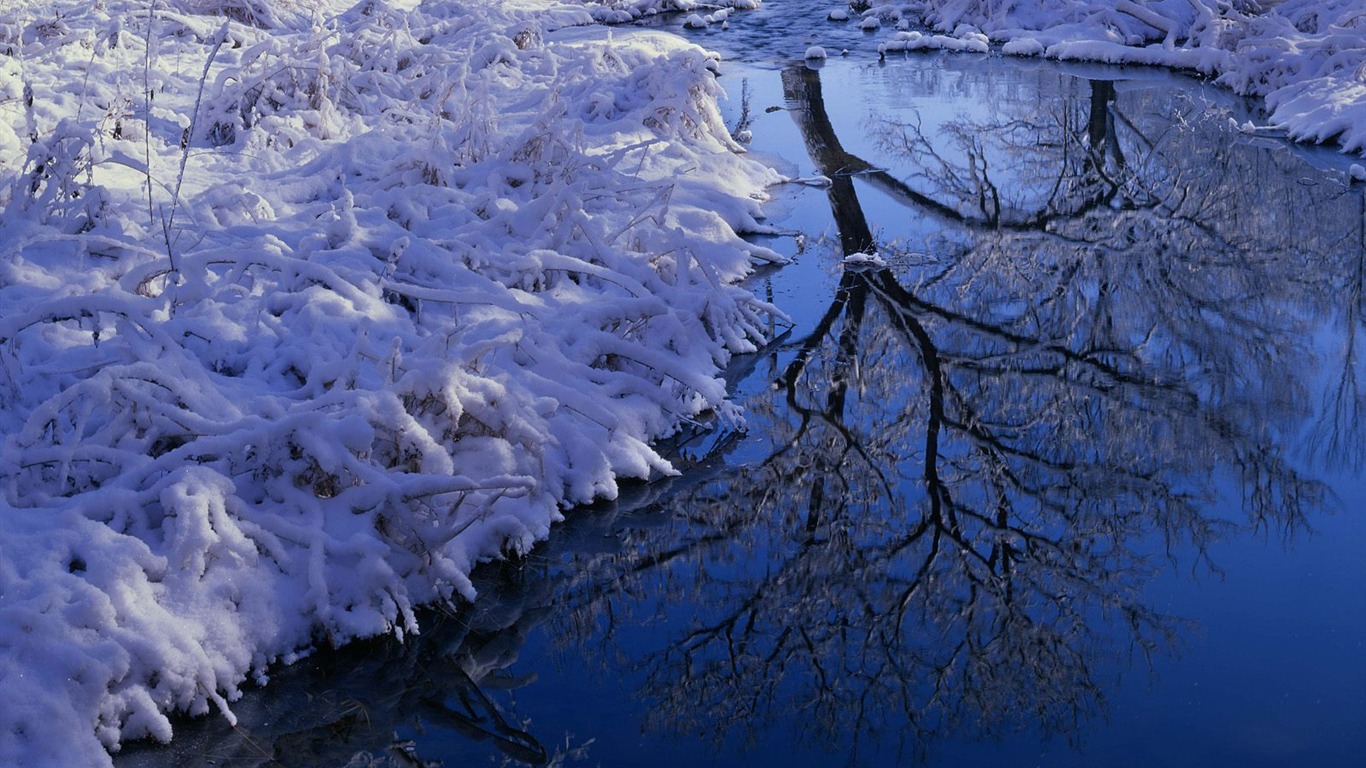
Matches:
[[161, 21, 231, 284]]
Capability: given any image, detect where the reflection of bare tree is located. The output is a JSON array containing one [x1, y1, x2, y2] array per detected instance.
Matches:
[[541, 63, 1347, 761]]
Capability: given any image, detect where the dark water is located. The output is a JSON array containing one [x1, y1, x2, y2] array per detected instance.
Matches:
[[119, 8, 1366, 768]]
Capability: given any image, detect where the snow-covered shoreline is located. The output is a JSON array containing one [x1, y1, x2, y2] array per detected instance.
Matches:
[[861, 0, 1366, 153], [0, 1, 781, 764], [631, 0, 1366, 156]]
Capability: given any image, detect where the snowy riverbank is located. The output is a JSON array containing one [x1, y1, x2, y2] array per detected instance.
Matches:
[[629, 1, 1366, 155], [0, 1, 781, 764], [861, 0, 1366, 152]]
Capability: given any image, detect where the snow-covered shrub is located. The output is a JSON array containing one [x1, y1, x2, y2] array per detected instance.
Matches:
[[6, 119, 107, 232], [0, 1, 781, 765]]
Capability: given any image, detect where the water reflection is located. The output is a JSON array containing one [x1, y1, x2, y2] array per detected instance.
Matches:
[[118, 60, 1365, 768], [537, 62, 1357, 758]]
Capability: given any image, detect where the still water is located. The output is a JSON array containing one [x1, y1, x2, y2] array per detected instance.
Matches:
[[120, 8, 1366, 768]]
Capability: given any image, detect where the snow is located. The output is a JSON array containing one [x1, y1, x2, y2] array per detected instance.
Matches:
[[880, 29, 990, 55], [877, 0, 1366, 154], [584, 0, 760, 24], [0, 1, 781, 765], [5, 0, 1366, 764], [842, 251, 887, 270]]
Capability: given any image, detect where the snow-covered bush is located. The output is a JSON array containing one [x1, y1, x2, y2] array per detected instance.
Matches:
[[0, 0, 781, 764], [6, 118, 108, 232]]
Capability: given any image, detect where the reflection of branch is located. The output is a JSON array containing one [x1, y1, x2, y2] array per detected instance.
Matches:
[[870, 271, 952, 526], [867, 269, 1195, 412], [1310, 189, 1366, 470], [418, 668, 548, 766]]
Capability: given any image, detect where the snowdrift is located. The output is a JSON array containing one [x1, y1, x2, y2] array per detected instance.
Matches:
[[0, 1, 780, 764]]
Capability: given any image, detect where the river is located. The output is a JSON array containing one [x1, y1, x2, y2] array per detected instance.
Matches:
[[118, 5, 1366, 767]]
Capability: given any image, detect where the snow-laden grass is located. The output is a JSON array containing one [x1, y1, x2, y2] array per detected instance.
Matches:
[[0, 1, 781, 764], [870, 0, 1366, 153]]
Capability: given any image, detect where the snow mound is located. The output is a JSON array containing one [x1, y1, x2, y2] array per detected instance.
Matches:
[[881, 29, 990, 55], [0, 0, 781, 765], [584, 0, 761, 23], [842, 251, 887, 269]]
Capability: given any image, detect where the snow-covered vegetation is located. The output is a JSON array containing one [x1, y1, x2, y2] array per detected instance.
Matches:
[[0, 1, 781, 764], [870, 0, 1366, 152]]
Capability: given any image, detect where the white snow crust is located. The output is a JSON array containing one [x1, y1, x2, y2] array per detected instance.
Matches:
[[879, 0, 1366, 153], [0, 0, 781, 764]]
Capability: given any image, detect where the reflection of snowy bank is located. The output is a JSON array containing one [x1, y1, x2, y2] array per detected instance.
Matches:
[[0, 1, 779, 764], [866, 0, 1366, 153]]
